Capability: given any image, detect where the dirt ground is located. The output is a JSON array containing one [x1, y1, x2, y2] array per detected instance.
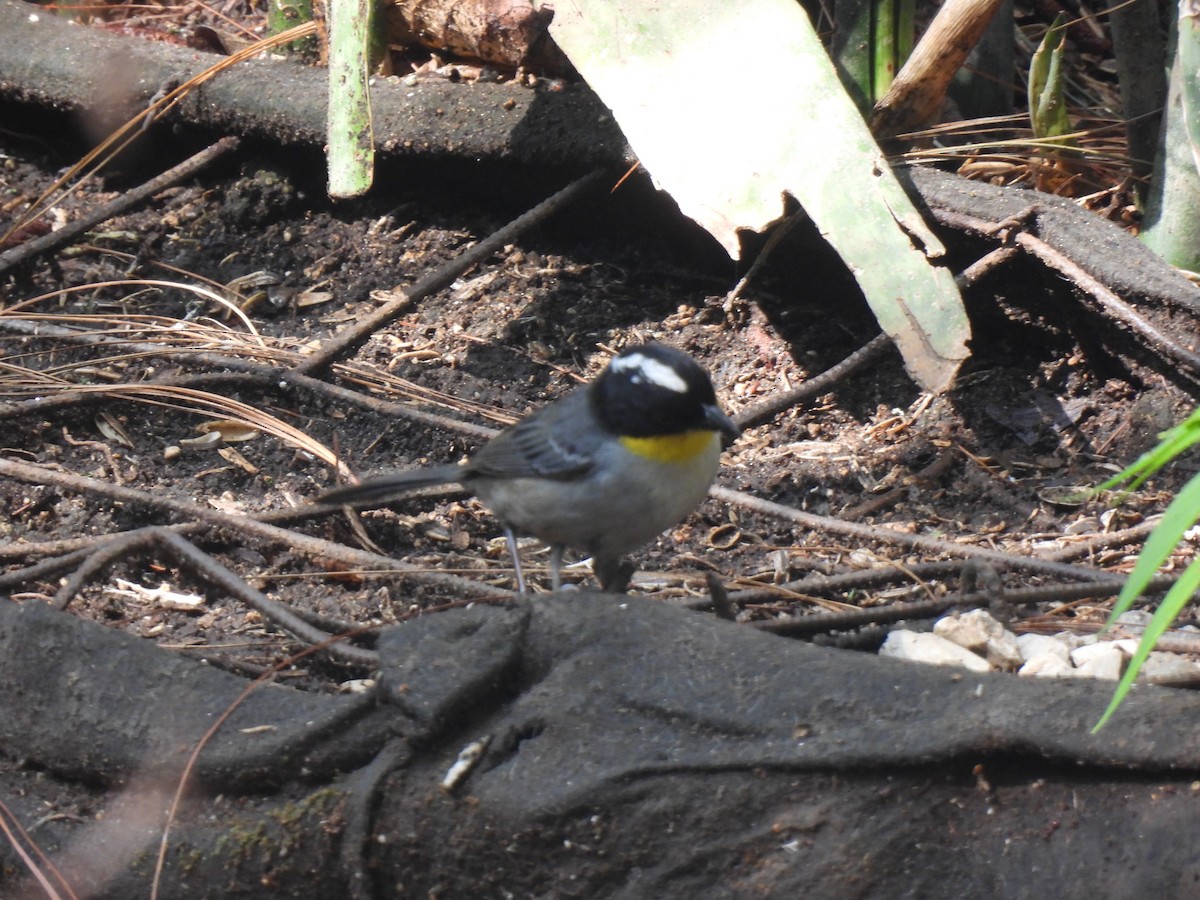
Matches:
[[1, 111, 1197, 679]]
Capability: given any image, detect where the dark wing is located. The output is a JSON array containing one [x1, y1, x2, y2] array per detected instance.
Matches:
[[466, 388, 602, 480]]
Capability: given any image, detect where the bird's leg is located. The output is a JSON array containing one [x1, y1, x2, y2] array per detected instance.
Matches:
[[595, 556, 635, 593], [504, 527, 527, 594], [549, 544, 564, 592]]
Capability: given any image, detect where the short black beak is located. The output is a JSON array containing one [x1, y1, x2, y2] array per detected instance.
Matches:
[[704, 404, 741, 449]]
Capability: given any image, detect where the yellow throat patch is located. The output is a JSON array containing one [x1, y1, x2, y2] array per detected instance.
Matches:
[[619, 430, 717, 464]]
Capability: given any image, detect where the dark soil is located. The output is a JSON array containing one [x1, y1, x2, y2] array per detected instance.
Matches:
[[2, 112, 1196, 673]]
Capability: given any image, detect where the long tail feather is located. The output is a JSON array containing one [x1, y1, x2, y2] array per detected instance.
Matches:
[[320, 464, 465, 506]]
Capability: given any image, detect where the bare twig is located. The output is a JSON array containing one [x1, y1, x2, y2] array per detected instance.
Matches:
[[1045, 519, 1160, 564], [49, 526, 379, 666], [294, 168, 610, 375], [928, 205, 1200, 376], [0, 794, 78, 900], [734, 333, 895, 430], [956, 246, 1020, 286], [0, 317, 498, 439], [840, 446, 958, 521], [0, 138, 239, 275], [728, 243, 1018, 432], [0, 456, 514, 599], [1014, 230, 1200, 375], [710, 485, 1124, 583], [870, 0, 1008, 137], [728, 558, 972, 608], [752, 576, 1179, 637]]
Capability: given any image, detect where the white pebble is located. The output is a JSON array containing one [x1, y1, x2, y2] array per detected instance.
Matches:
[[1016, 633, 1071, 664], [880, 630, 992, 674], [1018, 653, 1078, 678], [934, 610, 1022, 670], [1071, 643, 1124, 680]]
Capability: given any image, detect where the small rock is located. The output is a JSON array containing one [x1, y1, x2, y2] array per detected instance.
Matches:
[[1071, 642, 1124, 680], [1054, 631, 1095, 650], [1115, 609, 1153, 627], [1111, 638, 1141, 656], [934, 611, 990, 652], [1135, 652, 1200, 683], [935, 609, 1022, 670], [1016, 633, 1071, 664], [1071, 642, 1118, 665], [1018, 653, 1078, 678], [880, 630, 992, 674]]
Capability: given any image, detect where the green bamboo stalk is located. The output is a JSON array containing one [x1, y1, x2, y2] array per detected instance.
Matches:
[[834, 0, 914, 109], [326, 0, 376, 199], [833, 0, 874, 111], [1141, 11, 1200, 273]]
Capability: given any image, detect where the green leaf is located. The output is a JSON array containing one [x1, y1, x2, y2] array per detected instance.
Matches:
[[1028, 15, 1075, 144], [1098, 408, 1200, 494], [1091, 407, 1200, 729], [1108, 471, 1200, 624], [1093, 555, 1200, 731], [540, 0, 970, 392], [267, 0, 316, 55]]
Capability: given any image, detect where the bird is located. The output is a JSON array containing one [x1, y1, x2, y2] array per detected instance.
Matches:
[[321, 342, 740, 593]]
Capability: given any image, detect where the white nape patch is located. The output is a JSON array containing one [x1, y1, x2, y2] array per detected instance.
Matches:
[[610, 352, 688, 393]]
